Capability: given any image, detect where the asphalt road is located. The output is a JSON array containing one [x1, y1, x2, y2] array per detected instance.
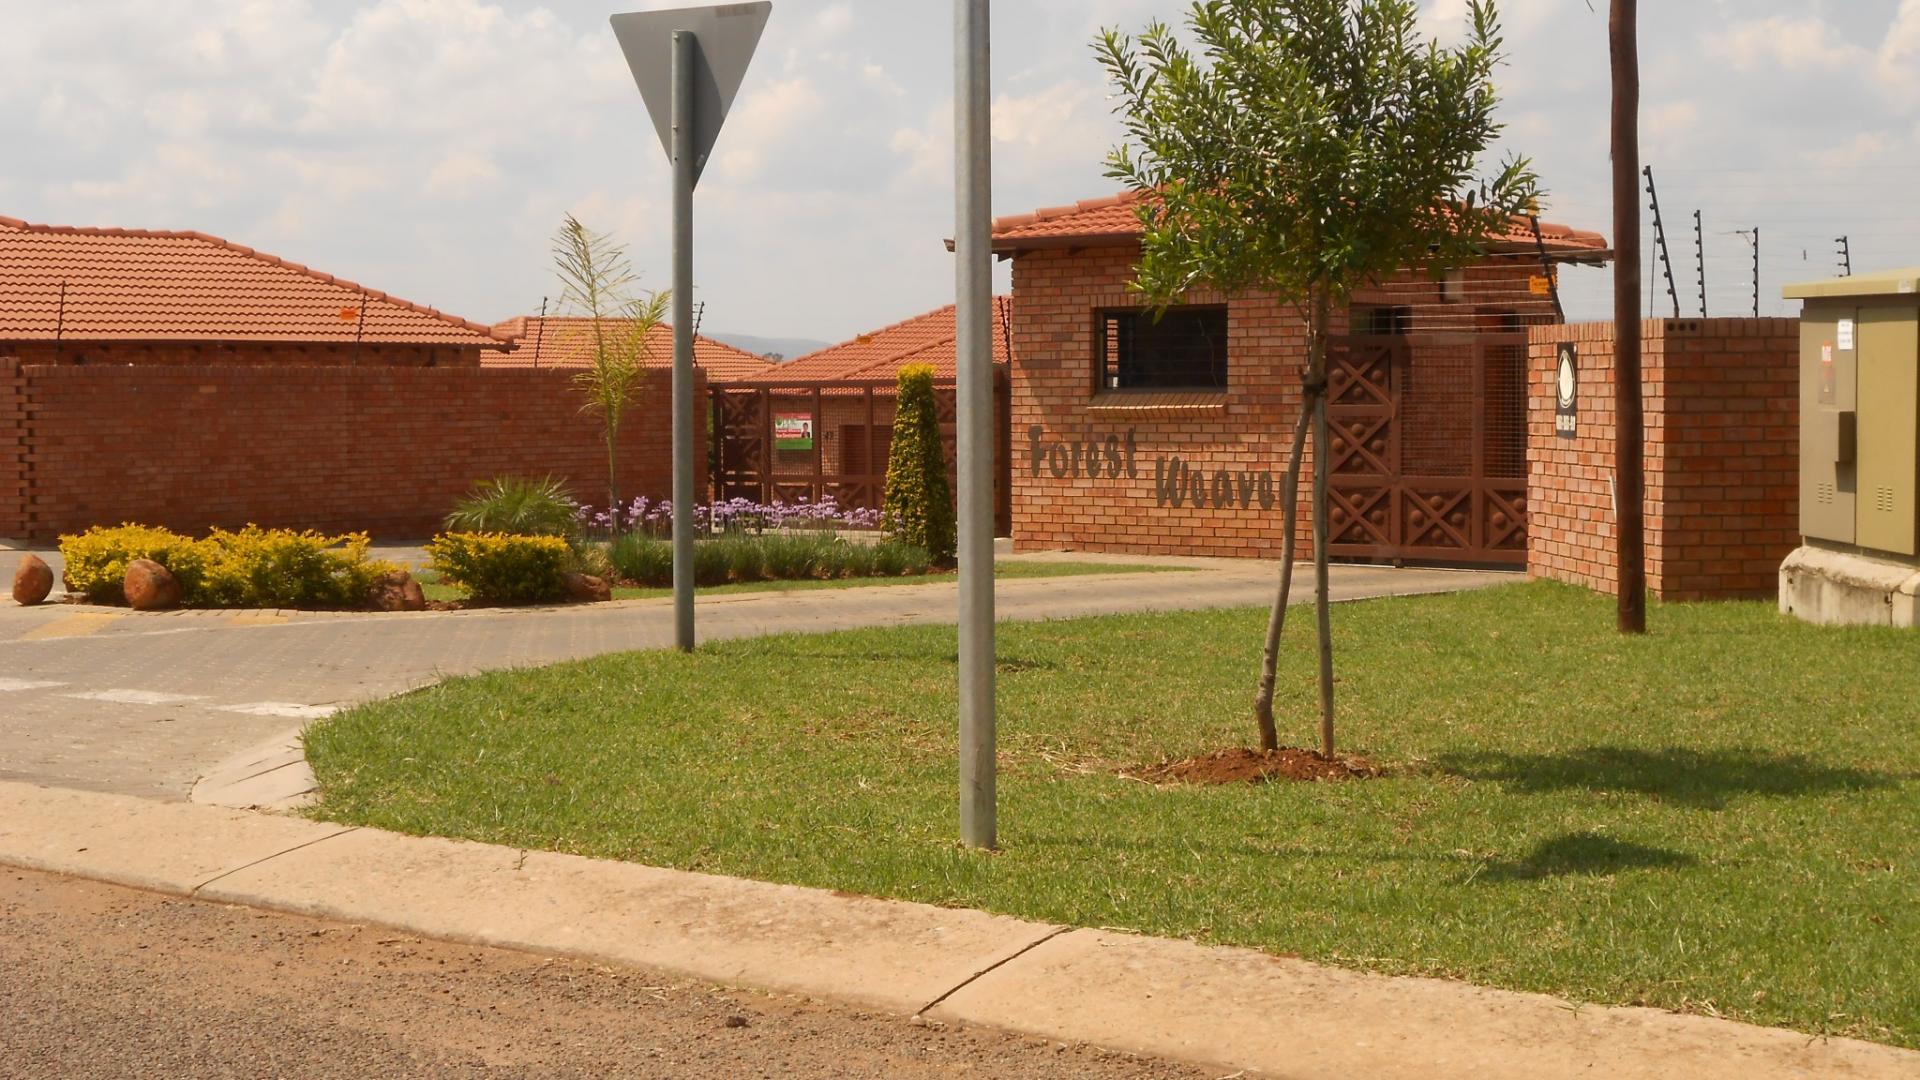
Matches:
[[0, 867, 1218, 1080]]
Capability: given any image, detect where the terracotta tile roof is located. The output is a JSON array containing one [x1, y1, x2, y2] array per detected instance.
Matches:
[[0, 214, 506, 347], [771, 297, 1013, 383], [487, 316, 776, 382], [990, 191, 1608, 257]]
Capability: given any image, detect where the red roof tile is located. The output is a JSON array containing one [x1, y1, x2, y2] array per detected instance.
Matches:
[[990, 191, 1608, 256], [772, 298, 1013, 383], [0, 214, 505, 347], [487, 316, 776, 382]]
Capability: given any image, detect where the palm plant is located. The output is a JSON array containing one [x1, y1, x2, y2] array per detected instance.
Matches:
[[552, 214, 671, 524], [445, 476, 580, 537]]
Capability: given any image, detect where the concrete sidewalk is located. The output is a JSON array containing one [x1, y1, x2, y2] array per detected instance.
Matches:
[[2, 780, 1910, 1080]]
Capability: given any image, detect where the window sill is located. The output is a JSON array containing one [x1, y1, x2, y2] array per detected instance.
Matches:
[[1086, 390, 1229, 414]]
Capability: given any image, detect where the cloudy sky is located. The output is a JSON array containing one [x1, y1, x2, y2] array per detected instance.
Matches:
[[2, 0, 1916, 348]]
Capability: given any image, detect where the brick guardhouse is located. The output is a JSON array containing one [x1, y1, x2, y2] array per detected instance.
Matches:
[[996, 191, 1608, 567]]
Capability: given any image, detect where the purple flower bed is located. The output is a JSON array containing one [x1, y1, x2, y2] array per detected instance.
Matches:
[[573, 495, 883, 537]]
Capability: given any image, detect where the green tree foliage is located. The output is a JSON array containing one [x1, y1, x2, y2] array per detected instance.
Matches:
[[552, 215, 671, 524], [882, 364, 957, 567], [1096, 0, 1540, 756]]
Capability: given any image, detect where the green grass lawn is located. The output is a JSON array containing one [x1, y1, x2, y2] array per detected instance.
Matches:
[[415, 560, 1183, 604], [304, 582, 1919, 1047]]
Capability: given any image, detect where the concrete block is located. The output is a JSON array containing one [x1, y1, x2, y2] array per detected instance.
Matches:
[[1779, 546, 1920, 627]]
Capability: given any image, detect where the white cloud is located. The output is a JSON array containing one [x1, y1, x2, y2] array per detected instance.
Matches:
[[3, 0, 1916, 337], [1707, 15, 1863, 74], [712, 76, 827, 184], [423, 150, 503, 199], [1885, 0, 1920, 95], [812, 3, 853, 38], [1645, 100, 1701, 149]]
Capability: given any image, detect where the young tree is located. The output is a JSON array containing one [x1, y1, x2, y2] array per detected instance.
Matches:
[[1097, 0, 1540, 756], [883, 364, 958, 566], [552, 214, 671, 528]]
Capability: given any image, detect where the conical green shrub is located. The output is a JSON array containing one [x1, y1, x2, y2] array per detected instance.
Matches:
[[882, 364, 956, 566]]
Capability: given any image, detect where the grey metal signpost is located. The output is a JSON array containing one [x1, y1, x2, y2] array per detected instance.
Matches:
[[611, 2, 772, 653], [954, 0, 996, 850]]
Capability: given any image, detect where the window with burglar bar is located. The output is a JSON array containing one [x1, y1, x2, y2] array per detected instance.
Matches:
[[1096, 306, 1229, 391]]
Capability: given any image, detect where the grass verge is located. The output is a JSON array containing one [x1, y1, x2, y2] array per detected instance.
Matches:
[[305, 581, 1919, 1047], [416, 559, 1184, 604]]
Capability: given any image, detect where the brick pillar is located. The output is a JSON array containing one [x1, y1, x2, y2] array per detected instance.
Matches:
[[0, 358, 28, 540], [1527, 319, 1800, 601]]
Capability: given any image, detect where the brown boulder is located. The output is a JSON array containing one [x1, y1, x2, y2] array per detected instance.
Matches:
[[564, 573, 613, 604], [371, 571, 427, 612], [12, 554, 54, 606], [123, 559, 182, 611]]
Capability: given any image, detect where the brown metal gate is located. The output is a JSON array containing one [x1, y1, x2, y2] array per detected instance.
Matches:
[[1325, 333, 1530, 566], [710, 375, 1012, 534]]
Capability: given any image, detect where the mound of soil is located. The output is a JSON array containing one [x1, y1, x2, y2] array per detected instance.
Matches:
[[1131, 747, 1383, 786]]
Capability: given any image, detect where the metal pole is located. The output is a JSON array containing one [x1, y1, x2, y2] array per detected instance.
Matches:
[[671, 29, 698, 653], [1751, 227, 1761, 318], [1610, 0, 1647, 635], [1644, 166, 1679, 319], [1694, 211, 1706, 317], [955, 0, 997, 851]]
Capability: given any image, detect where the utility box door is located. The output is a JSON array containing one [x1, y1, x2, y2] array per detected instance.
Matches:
[[1800, 305, 1859, 544], [1856, 304, 1920, 555]]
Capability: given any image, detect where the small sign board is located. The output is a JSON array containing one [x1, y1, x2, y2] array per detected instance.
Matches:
[[774, 412, 814, 451], [1555, 343, 1579, 439], [1529, 274, 1554, 297]]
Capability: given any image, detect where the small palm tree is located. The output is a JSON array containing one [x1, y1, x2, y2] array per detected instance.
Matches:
[[552, 215, 671, 528]]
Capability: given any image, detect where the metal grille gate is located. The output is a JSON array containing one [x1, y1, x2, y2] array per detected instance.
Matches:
[[1325, 333, 1530, 566]]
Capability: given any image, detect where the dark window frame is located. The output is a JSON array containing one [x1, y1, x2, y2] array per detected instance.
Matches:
[[1351, 305, 1413, 336], [1094, 305, 1230, 392]]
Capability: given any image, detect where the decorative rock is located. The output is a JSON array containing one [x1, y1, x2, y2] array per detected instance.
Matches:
[[564, 573, 613, 604], [371, 571, 427, 612], [11, 554, 54, 606], [123, 559, 182, 611]]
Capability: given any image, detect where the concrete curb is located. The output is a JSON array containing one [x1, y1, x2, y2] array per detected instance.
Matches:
[[190, 729, 317, 811], [1, 780, 1912, 1079]]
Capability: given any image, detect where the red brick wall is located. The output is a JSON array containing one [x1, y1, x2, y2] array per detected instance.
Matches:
[[6, 364, 696, 541], [0, 358, 26, 538], [0, 341, 487, 368], [1527, 319, 1799, 600], [1008, 245, 1555, 559]]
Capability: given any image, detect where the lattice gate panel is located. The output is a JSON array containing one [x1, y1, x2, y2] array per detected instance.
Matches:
[[1326, 333, 1530, 566]]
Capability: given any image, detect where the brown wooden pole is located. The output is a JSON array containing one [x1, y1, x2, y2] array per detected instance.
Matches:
[[1611, 0, 1647, 634]]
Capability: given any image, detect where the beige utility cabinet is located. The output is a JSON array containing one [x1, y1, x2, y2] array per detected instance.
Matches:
[[1784, 270, 1920, 555], [1781, 269, 1920, 626]]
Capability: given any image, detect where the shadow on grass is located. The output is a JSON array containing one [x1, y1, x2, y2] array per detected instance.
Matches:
[[1436, 746, 1895, 810], [1470, 832, 1696, 883]]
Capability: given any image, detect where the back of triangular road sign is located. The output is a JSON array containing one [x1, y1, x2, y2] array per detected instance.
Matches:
[[611, 3, 772, 187]]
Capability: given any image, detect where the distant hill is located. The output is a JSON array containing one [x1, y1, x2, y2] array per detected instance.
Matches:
[[704, 331, 831, 363]]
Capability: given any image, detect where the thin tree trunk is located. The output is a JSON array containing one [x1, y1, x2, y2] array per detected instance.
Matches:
[[1252, 399, 1313, 753], [607, 416, 620, 534], [1611, 0, 1647, 634], [1309, 289, 1336, 758]]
